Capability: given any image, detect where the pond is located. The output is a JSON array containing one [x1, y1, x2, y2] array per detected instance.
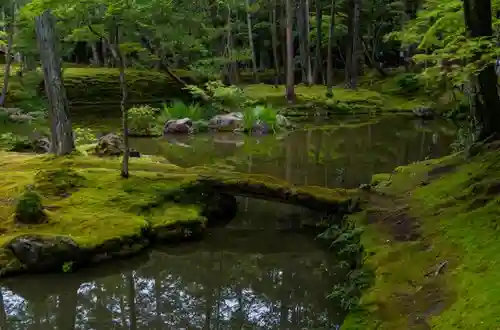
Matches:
[[0, 114, 458, 329], [86, 114, 456, 188]]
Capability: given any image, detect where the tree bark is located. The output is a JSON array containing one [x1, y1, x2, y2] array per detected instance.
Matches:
[[326, 0, 335, 97], [297, 0, 307, 83], [285, 0, 296, 102], [270, 3, 281, 84], [304, 0, 313, 85], [463, 0, 500, 140], [90, 42, 101, 66], [35, 9, 74, 155], [245, 0, 259, 83], [110, 24, 130, 178], [345, 0, 360, 89], [0, 4, 15, 106], [313, 0, 323, 84]]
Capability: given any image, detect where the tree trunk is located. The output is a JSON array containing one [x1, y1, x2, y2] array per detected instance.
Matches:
[[345, 0, 360, 89], [285, 0, 296, 102], [270, 3, 281, 84], [34, 9, 74, 155], [297, 0, 307, 83], [463, 0, 500, 140], [245, 0, 259, 83], [313, 0, 323, 84], [90, 42, 100, 66], [326, 0, 335, 97], [0, 4, 15, 106], [304, 0, 313, 85], [109, 24, 130, 178]]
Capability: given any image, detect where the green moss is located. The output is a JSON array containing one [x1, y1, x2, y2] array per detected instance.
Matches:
[[243, 84, 429, 114], [344, 146, 500, 329], [0, 66, 198, 110], [0, 150, 352, 275]]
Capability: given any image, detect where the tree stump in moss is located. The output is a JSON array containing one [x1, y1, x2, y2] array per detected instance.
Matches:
[[15, 190, 46, 224]]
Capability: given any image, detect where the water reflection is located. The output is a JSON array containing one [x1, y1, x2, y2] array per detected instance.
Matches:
[[0, 200, 345, 329], [125, 116, 456, 188]]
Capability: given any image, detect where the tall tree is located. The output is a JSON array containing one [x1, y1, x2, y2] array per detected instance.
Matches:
[[463, 0, 500, 140], [35, 9, 74, 155], [313, 0, 323, 83], [326, 0, 336, 97], [245, 0, 259, 83], [285, 0, 296, 102], [0, 1, 15, 106]]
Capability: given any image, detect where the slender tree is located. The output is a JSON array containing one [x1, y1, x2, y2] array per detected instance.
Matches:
[[35, 9, 74, 155], [285, 0, 296, 102], [326, 0, 336, 97]]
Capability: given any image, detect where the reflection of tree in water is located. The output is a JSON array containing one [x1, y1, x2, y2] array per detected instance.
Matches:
[[0, 248, 344, 329]]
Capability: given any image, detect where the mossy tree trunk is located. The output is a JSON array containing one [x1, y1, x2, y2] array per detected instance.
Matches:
[[0, 2, 15, 106], [285, 0, 296, 102], [326, 0, 335, 97], [463, 0, 500, 140], [35, 9, 74, 155]]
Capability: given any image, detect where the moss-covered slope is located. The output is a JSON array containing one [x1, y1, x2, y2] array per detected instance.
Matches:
[[343, 143, 500, 329], [4, 67, 199, 109], [0, 152, 352, 277]]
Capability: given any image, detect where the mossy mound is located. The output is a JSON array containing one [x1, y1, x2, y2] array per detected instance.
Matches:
[[3, 67, 200, 109], [0, 151, 353, 277], [243, 84, 430, 115], [343, 144, 500, 329]]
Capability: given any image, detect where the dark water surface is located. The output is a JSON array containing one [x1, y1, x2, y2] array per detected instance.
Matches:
[[124, 115, 457, 188], [0, 115, 457, 329]]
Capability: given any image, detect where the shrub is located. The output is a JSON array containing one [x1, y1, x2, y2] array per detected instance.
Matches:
[[73, 127, 96, 145], [159, 100, 208, 122], [0, 133, 32, 151], [393, 73, 421, 95], [128, 105, 161, 136], [15, 189, 46, 224]]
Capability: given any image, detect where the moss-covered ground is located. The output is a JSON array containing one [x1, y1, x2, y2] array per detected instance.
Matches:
[[0, 66, 199, 111], [243, 84, 429, 115], [0, 151, 353, 276], [342, 143, 500, 329]]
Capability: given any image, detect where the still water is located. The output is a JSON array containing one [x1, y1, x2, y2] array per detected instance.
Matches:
[[0, 115, 457, 329], [126, 115, 456, 188]]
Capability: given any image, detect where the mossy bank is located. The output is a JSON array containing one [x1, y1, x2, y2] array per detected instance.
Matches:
[[342, 143, 500, 329], [0, 151, 353, 277]]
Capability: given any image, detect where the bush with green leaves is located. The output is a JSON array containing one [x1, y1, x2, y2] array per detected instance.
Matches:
[[128, 105, 162, 136], [73, 127, 97, 145], [242, 105, 280, 132], [317, 217, 374, 312], [393, 73, 422, 95], [159, 100, 204, 122], [0, 133, 32, 151], [15, 189, 46, 224], [185, 80, 249, 112]]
